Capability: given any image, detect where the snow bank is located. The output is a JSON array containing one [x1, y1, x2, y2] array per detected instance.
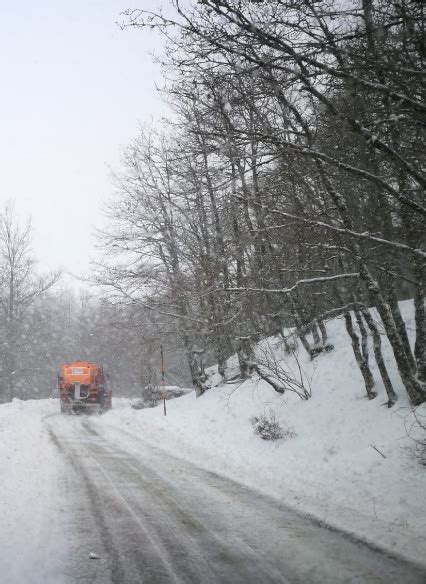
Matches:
[[0, 398, 69, 583], [95, 299, 426, 566]]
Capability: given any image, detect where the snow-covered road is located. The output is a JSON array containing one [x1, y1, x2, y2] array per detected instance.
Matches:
[[39, 413, 425, 584]]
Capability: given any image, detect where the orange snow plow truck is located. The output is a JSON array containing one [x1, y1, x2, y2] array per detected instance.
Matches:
[[58, 360, 112, 414]]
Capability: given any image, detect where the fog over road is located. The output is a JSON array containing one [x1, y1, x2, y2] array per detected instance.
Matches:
[[44, 414, 426, 584]]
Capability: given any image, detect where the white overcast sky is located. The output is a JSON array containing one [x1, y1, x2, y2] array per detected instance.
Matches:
[[0, 1, 167, 281]]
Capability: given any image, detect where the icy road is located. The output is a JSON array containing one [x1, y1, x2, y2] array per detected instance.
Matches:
[[35, 413, 426, 584]]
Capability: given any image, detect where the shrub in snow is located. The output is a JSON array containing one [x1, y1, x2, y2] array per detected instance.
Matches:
[[250, 411, 295, 441], [404, 407, 426, 467], [131, 399, 146, 410], [132, 386, 191, 410], [254, 342, 311, 400]]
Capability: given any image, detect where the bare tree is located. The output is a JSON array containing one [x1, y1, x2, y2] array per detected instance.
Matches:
[[0, 203, 60, 401], [112, 1, 425, 404]]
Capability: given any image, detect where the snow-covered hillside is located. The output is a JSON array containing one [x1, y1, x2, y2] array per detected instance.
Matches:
[[92, 299, 425, 565]]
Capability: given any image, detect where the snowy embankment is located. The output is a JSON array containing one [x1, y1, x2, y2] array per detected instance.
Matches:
[[0, 398, 72, 583], [94, 299, 425, 566]]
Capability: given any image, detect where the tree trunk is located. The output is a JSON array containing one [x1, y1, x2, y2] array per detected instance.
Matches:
[[216, 343, 228, 379], [318, 320, 328, 344], [291, 302, 314, 358], [318, 319, 334, 352], [360, 266, 425, 405], [188, 348, 208, 397], [354, 307, 370, 369], [253, 364, 285, 395], [385, 262, 416, 372], [413, 257, 426, 382], [344, 310, 377, 399], [237, 336, 255, 379], [311, 323, 321, 345], [361, 307, 398, 407]]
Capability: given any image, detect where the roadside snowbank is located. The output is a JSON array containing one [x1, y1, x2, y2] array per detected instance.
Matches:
[[0, 399, 69, 583], [95, 299, 426, 566]]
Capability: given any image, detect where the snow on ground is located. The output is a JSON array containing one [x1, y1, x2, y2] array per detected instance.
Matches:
[[0, 300, 424, 575], [93, 299, 426, 566], [0, 399, 70, 583]]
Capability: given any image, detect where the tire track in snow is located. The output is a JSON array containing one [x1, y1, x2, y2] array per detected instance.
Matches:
[[79, 419, 272, 583]]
